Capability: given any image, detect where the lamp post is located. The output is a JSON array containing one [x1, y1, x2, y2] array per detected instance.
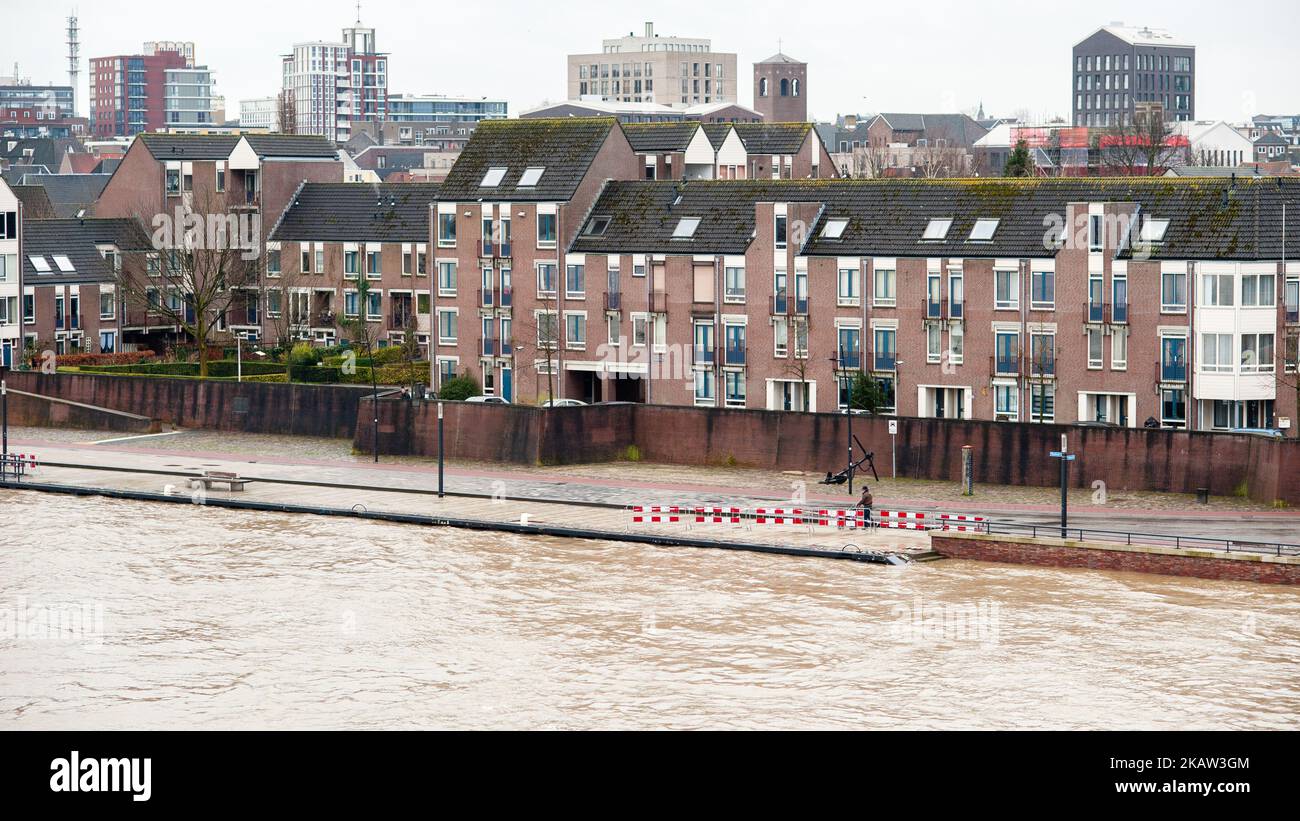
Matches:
[[1, 364, 8, 465], [829, 351, 852, 495]]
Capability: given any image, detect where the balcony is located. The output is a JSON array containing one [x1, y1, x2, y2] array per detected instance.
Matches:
[[837, 350, 863, 370], [991, 354, 1019, 377], [723, 344, 746, 366], [924, 297, 943, 320], [1285, 302, 1299, 324], [1084, 300, 1105, 324], [1110, 301, 1128, 324], [873, 352, 897, 372], [649, 290, 669, 314], [500, 285, 512, 308], [1029, 357, 1056, 377], [480, 338, 498, 357], [315, 311, 336, 327], [477, 287, 496, 308], [476, 240, 511, 259], [694, 345, 715, 365], [603, 291, 622, 312], [771, 292, 789, 315], [389, 312, 414, 331], [1160, 360, 1187, 382], [500, 337, 513, 356]]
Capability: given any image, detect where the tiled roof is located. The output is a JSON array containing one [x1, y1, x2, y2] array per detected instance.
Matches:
[[11, 184, 57, 219], [622, 122, 700, 153], [701, 123, 734, 150], [438, 117, 617, 201], [757, 52, 803, 64], [570, 178, 1300, 261], [732, 122, 813, 155], [21, 218, 152, 283], [20, 173, 110, 218], [875, 113, 989, 147], [242, 134, 340, 159], [138, 133, 242, 160], [269, 182, 440, 243]]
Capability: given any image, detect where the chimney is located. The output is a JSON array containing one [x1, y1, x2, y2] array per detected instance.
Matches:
[[645, 22, 654, 38]]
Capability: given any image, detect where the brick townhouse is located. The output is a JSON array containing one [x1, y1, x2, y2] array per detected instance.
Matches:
[[428, 120, 1299, 433], [18, 218, 152, 356], [429, 117, 641, 401], [620, 121, 837, 182], [266, 182, 439, 353], [94, 132, 342, 347], [0, 179, 19, 366]]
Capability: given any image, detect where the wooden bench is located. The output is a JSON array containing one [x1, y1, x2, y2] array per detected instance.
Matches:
[[189, 470, 249, 492]]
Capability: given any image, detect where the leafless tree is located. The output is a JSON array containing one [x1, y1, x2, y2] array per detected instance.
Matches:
[[276, 90, 297, 135], [118, 191, 260, 378], [914, 128, 970, 179], [1097, 113, 1191, 176]]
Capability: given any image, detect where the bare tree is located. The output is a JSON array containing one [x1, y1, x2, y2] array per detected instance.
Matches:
[[276, 90, 297, 135], [119, 191, 261, 378], [852, 143, 892, 178], [510, 301, 560, 404], [1097, 113, 1191, 176], [914, 128, 969, 179]]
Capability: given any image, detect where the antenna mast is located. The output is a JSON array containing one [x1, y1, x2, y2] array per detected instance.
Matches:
[[67, 11, 80, 118]]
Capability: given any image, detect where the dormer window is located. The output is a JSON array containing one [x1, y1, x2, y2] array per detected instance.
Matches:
[[29, 255, 50, 273], [821, 219, 848, 239], [52, 255, 75, 272], [1138, 218, 1169, 243], [969, 219, 999, 241], [518, 167, 545, 187], [672, 217, 701, 239], [585, 216, 611, 236], [922, 218, 952, 241], [480, 167, 507, 187]]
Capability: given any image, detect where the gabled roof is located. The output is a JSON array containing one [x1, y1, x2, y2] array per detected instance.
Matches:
[[241, 134, 339, 159], [138, 133, 242, 160], [2, 163, 51, 183], [439, 117, 618, 201], [21, 218, 153, 283], [570, 177, 1300, 261], [701, 123, 734, 150], [731, 122, 812, 155], [0, 137, 78, 169], [20, 173, 111, 218], [11, 184, 57, 219], [875, 113, 989, 147], [622, 122, 700, 153], [269, 182, 440, 243]]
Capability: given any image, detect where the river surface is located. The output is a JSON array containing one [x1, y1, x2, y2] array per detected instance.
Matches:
[[1, 490, 1297, 730]]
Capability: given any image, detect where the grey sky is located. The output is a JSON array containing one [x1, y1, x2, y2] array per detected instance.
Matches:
[[3, 0, 1296, 123]]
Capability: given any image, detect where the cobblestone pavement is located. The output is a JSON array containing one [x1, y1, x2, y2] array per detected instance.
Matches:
[[8, 426, 1299, 545]]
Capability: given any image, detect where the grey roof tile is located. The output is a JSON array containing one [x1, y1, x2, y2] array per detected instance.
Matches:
[[622, 122, 700, 153], [269, 182, 440, 243], [21, 218, 152, 283], [438, 118, 617, 201]]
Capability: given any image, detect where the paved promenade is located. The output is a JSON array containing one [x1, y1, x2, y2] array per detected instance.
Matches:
[[8, 426, 1300, 546]]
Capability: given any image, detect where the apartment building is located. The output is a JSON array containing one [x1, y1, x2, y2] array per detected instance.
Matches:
[[567, 22, 737, 109], [18, 218, 152, 356], [427, 122, 1299, 432], [1072, 23, 1195, 127], [0, 80, 84, 139], [281, 17, 387, 141], [95, 132, 343, 347], [266, 183, 439, 353], [0, 178, 20, 365], [89, 47, 189, 137], [429, 117, 640, 401]]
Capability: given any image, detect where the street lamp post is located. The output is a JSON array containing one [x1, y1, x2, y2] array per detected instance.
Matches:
[[829, 352, 852, 496]]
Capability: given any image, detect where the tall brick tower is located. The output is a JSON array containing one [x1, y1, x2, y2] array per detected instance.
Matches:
[[753, 52, 807, 122]]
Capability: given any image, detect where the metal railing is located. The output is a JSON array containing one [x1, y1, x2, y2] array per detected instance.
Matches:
[[976, 519, 1300, 557], [604, 291, 622, 312]]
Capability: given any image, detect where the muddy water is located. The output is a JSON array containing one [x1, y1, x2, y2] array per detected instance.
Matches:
[[1, 490, 1296, 729]]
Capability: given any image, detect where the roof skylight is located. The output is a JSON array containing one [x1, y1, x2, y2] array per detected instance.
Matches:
[[672, 217, 701, 239], [518, 167, 545, 187], [586, 216, 611, 236], [480, 167, 507, 187], [53, 254, 75, 272], [1138, 218, 1169, 243], [969, 219, 1000, 241], [821, 219, 848, 239], [922, 218, 952, 241], [29, 255, 50, 272]]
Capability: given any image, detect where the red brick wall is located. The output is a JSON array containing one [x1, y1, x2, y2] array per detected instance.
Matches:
[[930, 533, 1300, 585]]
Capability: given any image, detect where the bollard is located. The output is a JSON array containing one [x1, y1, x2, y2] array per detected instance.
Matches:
[[961, 444, 974, 496]]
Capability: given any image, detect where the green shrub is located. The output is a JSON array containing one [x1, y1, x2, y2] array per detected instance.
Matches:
[[290, 364, 343, 383], [437, 374, 480, 401], [288, 342, 322, 368]]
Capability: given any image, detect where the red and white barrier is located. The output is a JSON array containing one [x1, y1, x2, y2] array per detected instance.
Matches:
[[630, 504, 987, 534]]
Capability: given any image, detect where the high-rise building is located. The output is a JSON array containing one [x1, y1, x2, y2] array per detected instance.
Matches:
[[1072, 23, 1195, 127], [566, 22, 737, 109], [239, 97, 280, 131], [752, 53, 806, 122], [281, 14, 388, 141], [88, 47, 188, 136], [163, 66, 216, 128]]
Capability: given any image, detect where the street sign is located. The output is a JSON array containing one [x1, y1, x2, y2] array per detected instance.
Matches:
[[888, 420, 898, 435], [1049, 451, 1076, 460]]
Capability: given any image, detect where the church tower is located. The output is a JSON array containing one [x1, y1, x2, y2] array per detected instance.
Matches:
[[753, 52, 807, 122]]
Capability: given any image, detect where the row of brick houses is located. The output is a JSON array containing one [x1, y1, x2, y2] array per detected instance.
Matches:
[[3, 118, 1299, 436]]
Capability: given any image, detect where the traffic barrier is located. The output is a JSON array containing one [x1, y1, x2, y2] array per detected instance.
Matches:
[[630, 505, 682, 524], [693, 506, 742, 524], [628, 504, 986, 533], [754, 507, 808, 525]]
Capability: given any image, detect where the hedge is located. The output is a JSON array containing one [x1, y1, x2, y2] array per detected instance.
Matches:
[[56, 351, 158, 367], [80, 360, 287, 378]]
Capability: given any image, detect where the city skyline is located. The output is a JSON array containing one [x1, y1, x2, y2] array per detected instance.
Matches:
[[3, 0, 1297, 125]]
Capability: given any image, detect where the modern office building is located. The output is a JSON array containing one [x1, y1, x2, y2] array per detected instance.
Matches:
[[566, 22, 737, 108], [1072, 23, 1195, 127], [239, 97, 280, 131], [163, 66, 216, 128]]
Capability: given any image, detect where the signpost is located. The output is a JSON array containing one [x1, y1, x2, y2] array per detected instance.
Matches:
[[888, 419, 898, 479], [1049, 433, 1075, 538], [437, 401, 445, 499], [1, 365, 8, 464]]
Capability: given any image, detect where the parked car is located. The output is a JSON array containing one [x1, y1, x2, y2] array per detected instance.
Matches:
[[1229, 427, 1284, 439], [465, 395, 509, 404], [541, 398, 587, 407]]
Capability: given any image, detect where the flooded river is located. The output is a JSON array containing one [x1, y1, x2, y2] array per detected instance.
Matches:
[[1, 490, 1297, 729]]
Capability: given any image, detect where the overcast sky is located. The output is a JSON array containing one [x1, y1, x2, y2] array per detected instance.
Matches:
[[4, 0, 1296, 123]]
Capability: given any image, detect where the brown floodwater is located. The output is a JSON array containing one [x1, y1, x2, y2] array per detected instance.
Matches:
[[1, 489, 1297, 730]]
